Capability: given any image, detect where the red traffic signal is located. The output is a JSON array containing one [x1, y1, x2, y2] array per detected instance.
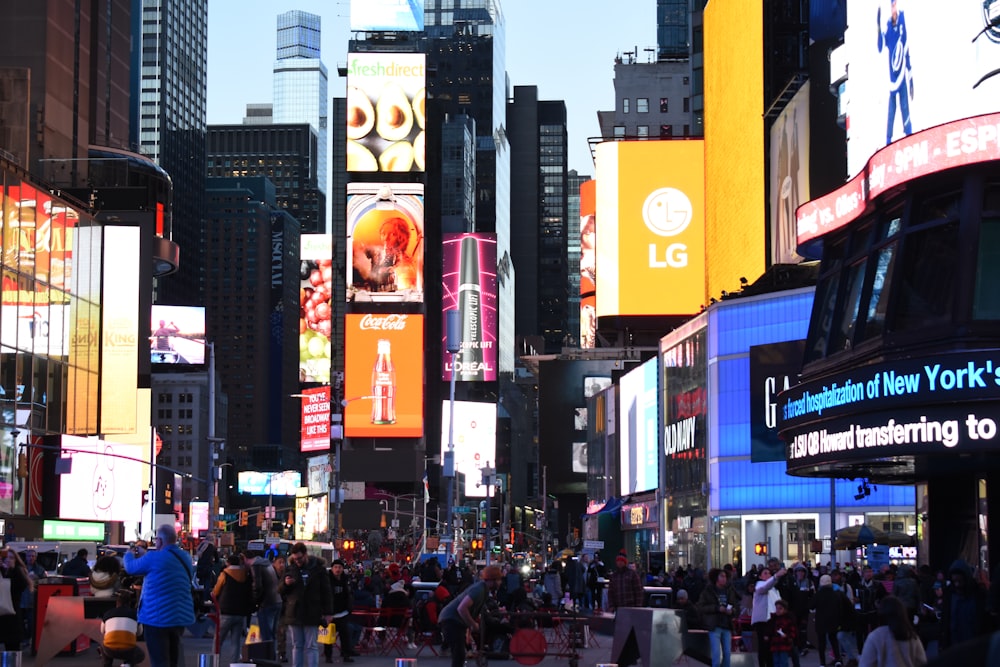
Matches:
[[754, 542, 768, 556]]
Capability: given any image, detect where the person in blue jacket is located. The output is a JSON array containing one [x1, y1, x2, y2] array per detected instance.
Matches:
[[124, 524, 196, 667]]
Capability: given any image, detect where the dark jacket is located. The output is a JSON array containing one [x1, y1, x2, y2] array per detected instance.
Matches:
[[250, 558, 282, 609], [812, 585, 845, 632], [61, 554, 92, 578], [279, 556, 333, 626], [696, 584, 738, 631], [213, 565, 254, 616], [940, 559, 988, 649], [329, 570, 353, 615]]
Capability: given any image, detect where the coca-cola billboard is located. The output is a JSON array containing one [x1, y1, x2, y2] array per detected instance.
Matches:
[[344, 313, 423, 438]]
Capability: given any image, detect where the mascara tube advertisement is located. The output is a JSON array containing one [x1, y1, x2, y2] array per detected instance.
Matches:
[[441, 233, 497, 382]]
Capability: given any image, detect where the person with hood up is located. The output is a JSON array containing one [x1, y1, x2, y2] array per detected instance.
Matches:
[[213, 553, 254, 667], [939, 558, 987, 650], [279, 542, 333, 667]]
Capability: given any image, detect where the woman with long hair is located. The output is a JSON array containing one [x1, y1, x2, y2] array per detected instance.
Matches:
[[859, 595, 927, 667], [0, 547, 32, 649]]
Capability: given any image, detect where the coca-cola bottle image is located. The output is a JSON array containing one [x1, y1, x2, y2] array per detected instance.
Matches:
[[371, 339, 396, 424]]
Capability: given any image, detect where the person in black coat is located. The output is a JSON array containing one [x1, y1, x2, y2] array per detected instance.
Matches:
[[324, 559, 358, 663], [279, 543, 333, 667], [0, 548, 31, 650], [811, 575, 844, 667]]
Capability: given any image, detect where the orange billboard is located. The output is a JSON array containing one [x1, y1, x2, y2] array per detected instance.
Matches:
[[344, 313, 423, 438], [594, 140, 705, 317]]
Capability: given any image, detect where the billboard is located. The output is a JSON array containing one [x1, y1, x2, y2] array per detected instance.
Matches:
[[346, 53, 426, 173], [100, 227, 140, 433], [441, 233, 497, 381], [440, 400, 498, 498], [150, 305, 206, 365], [844, 0, 1000, 177], [350, 0, 424, 32], [306, 454, 331, 495], [295, 492, 329, 541], [347, 183, 424, 302], [300, 234, 333, 383], [300, 386, 331, 452], [579, 180, 597, 349], [595, 141, 705, 318], [58, 435, 145, 522], [619, 358, 659, 495], [344, 313, 423, 438], [237, 470, 302, 496], [769, 82, 809, 265], [749, 340, 806, 463], [1, 184, 77, 297]]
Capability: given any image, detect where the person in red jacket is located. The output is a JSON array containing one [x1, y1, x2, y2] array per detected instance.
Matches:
[[770, 599, 798, 667]]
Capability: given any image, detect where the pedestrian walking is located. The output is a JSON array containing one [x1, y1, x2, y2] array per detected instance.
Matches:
[[279, 542, 333, 667]]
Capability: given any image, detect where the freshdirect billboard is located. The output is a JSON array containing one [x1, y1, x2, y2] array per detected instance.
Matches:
[[594, 141, 705, 318], [440, 400, 497, 498], [844, 1, 1000, 177], [347, 183, 424, 303], [346, 53, 426, 173], [769, 82, 809, 265], [441, 233, 497, 382], [344, 313, 423, 438]]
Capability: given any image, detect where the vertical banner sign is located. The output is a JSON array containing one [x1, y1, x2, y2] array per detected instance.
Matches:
[[344, 313, 424, 438], [580, 180, 597, 349], [300, 234, 333, 384], [100, 226, 140, 433], [441, 233, 497, 381], [300, 386, 331, 452]]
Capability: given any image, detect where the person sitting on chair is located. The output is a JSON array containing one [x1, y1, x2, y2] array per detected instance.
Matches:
[[100, 590, 145, 667]]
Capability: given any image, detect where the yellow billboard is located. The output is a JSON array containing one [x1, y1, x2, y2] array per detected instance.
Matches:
[[594, 140, 705, 318]]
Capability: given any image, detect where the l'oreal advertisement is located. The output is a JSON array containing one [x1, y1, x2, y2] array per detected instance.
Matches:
[[347, 183, 424, 303], [441, 233, 497, 382], [844, 0, 1000, 176]]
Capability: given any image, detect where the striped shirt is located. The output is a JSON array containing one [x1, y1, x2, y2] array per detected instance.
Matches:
[[102, 606, 139, 650]]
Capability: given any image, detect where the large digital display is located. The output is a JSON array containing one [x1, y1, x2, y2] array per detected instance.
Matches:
[[844, 1, 1000, 177], [619, 358, 659, 495], [661, 327, 707, 494], [579, 180, 597, 349], [595, 141, 705, 318], [295, 491, 328, 541], [100, 227, 139, 434], [346, 53, 426, 173], [347, 183, 423, 303], [769, 82, 809, 265], [58, 435, 145, 522], [441, 233, 497, 381], [150, 305, 206, 365], [237, 471, 302, 496], [350, 0, 424, 32], [306, 454, 331, 495], [749, 340, 806, 462], [344, 313, 424, 438], [300, 386, 331, 453], [300, 234, 333, 383], [441, 400, 498, 498], [1, 184, 77, 297]]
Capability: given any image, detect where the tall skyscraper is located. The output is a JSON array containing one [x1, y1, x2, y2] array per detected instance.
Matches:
[[508, 86, 569, 353], [273, 10, 328, 233], [133, 0, 208, 306]]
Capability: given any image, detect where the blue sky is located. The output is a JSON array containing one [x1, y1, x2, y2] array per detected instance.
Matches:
[[206, 0, 655, 175]]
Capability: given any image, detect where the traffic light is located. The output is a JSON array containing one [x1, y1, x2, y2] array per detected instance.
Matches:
[[239, 510, 248, 527], [754, 542, 768, 556], [342, 539, 356, 551], [471, 538, 483, 550]]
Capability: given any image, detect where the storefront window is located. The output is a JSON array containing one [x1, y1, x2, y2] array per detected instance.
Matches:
[[713, 516, 742, 573]]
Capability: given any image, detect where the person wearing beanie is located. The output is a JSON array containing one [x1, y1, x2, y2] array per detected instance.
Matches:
[[438, 565, 504, 667], [813, 573, 845, 667], [324, 557, 357, 663], [608, 552, 643, 614]]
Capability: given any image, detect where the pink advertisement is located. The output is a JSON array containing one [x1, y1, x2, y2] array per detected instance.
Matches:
[[441, 233, 497, 382]]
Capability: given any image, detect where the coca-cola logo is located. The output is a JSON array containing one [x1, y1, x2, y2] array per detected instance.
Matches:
[[359, 313, 408, 331]]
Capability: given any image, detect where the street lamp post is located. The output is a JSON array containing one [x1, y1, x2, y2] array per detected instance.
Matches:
[[443, 310, 461, 558]]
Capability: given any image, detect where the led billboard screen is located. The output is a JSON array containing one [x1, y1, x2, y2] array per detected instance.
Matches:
[[300, 386, 331, 452], [344, 313, 424, 438], [58, 435, 145, 522], [306, 454, 331, 495], [347, 183, 424, 303], [300, 234, 333, 383], [346, 53, 426, 173], [619, 358, 659, 495], [441, 400, 498, 498], [150, 305, 206, 365], [769, 82, 809, 265], [844, 1, 1000, 177], [580, 180, 597, 349], [100, 227, 139, 433], [441, 233, 497, 381], [350, 0, 424, 32], [237, 471, 302, 496], [595, 141, 705, 318]]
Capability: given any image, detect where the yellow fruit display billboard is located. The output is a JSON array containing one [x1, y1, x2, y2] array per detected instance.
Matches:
[[594, 140, 705, 318]]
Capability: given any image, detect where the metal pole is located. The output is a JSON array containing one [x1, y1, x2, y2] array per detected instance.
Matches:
[[444, 309, 461, 559], [485, 466, 492, 566], [542, 465, 548, 564]]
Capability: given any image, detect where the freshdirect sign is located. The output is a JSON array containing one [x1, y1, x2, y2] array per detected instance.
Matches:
[[42, 519, 104, 540]]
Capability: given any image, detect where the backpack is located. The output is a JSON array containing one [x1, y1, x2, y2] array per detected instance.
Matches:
[[219, 571, 254, 616]]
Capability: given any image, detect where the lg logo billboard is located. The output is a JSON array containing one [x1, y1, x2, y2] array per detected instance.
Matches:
[[643, 187, 692, 269]]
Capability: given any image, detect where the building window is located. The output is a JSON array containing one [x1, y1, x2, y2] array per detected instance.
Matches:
[[637, 98, 649, 113], [683, 97, 690, 112], [622, 98, 630, 114], [637, 126, 649, 139], [659, 98, 669, 113], [614, 126, 626, 138], [660, 125, 673, 138]]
